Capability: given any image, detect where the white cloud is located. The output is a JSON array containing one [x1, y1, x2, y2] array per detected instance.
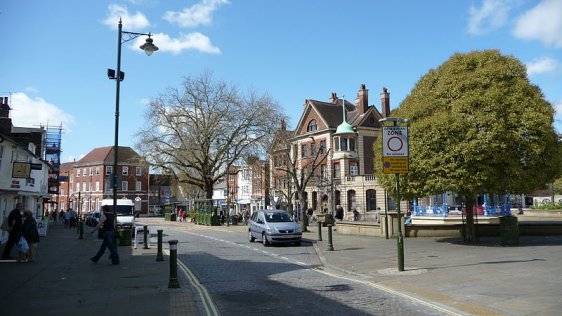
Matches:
[[25, 86, 39, 93], [102, 4, 150, 31], [526, 57, 560, 75], [132, 32, 221, 54], [9, 92, 74, 132], [163, 0, 229, 28], [139, 98, 151, 106], [468, 0, 513, 35], [513, 0, 562, 48]]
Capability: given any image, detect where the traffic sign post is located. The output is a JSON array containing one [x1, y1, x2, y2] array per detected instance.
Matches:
[[380, 118, 409, 272], [382, 126, 408, 174]]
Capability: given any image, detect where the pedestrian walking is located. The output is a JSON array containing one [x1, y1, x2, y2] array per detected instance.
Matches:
[[90, 205, 119, 265], [181, 208, 187, 222], [335, 205, 344, 221], [353, 209, 360, 221], [1, 203, 24, 260], [64, 209, 73, 228], [229, 207, 235, 224], [307, 208, 314, 223], [21, 210, 40, 262], [243, 208, 249, 225], [59, 210, 65, 225]]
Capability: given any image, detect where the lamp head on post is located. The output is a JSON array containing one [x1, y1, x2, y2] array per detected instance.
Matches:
[[140, 35, 159, 56]]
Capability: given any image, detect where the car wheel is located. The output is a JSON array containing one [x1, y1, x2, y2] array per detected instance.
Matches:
[[249, 230, 255, 242], [262, 233, 270, 246]]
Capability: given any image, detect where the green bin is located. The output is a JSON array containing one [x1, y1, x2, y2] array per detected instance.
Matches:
[[118, 228, 132, 246], [499, 216, 519, 246]]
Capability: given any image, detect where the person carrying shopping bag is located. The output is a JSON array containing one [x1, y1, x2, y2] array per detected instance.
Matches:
[[21, 210, 40, 262]]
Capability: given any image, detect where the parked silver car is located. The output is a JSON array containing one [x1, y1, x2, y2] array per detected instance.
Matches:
[[248, 209, 302, 246]]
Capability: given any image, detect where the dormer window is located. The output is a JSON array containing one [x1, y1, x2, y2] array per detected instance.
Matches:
[[307, 120, 317, 132]]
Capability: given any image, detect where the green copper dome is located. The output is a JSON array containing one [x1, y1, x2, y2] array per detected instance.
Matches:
[[334, 121, 355, 135]]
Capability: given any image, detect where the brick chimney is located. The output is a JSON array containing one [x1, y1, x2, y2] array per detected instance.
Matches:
[[355, 84, 368, 113], [0, 97, 12, 134], [380, 87, 390, 118], [329, 92, 338, 104], [0, 97, 10, 118]]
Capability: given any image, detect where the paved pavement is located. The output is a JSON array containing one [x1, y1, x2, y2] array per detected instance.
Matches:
[[1, 217, 561, 316], [0, 220, 202, 316]]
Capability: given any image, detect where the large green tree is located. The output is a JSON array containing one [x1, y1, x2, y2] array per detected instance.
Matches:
[[135, 72, 286, 201], [375, 50, 562, 242]]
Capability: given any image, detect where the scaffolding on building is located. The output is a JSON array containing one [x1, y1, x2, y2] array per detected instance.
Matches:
[[43, 123, 63, 195]]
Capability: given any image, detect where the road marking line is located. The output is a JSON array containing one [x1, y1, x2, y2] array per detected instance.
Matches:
[[312, 268, 464, 316], [164, 249, 219, 316]]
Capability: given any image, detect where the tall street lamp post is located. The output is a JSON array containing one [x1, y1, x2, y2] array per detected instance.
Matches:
[[108, 19, 158, 216]]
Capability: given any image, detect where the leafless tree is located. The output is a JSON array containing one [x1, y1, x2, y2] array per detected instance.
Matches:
[[270, 123, 329, 232], [136, 71, 286, 201]]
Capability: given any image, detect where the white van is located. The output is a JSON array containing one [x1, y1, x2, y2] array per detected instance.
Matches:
[[100, 199, 135, 230]]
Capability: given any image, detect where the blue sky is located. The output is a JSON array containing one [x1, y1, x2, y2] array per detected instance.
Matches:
[[1, 0, 561, 163]]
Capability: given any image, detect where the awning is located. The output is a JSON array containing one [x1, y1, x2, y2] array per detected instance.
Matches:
[[237, 199, 251, 204]]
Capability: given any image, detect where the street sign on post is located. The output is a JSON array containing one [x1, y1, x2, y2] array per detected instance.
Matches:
[[382, 126, 409, 174], [380, 118, 409, 272]]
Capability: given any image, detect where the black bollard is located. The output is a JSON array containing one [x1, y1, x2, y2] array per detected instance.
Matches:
[[143, 225, 149, 249], [156, 230, 164, 262], [327, 224, 334, 251], [78, 220, 84, 240], [168, 240, 180, 288], [317, 221, 323, 241]]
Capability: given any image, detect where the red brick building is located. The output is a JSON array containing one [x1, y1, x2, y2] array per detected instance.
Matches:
[[271, 85, 395, 221], [56, 146, 149, 215]]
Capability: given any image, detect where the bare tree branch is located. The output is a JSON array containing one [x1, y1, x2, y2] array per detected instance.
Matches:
[[136, 71, 287, 199]]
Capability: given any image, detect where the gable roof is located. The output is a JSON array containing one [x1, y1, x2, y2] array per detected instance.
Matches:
[[76, 146, 143, 166], [269, 120, 295, 153]]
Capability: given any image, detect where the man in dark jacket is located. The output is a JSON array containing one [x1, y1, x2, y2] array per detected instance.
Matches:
[[2, 203, 23, 260], [90, 205, 119, 265]]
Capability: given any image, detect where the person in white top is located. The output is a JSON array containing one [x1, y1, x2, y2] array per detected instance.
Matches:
[[229, 207, 235, 224]]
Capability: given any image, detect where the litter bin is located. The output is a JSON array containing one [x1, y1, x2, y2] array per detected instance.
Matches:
[[118, 228, 132, 246], [499, 216, 519, 246]]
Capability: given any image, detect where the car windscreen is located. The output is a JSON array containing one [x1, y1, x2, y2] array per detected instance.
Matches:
[[265, 212, 292, 223], [104, 205, 134, 216]]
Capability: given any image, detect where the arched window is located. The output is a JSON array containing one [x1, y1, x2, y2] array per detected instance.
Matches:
[[366, 189, 376, 211], [307, 120, 317, 132], [335, 190, 341, 206]]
